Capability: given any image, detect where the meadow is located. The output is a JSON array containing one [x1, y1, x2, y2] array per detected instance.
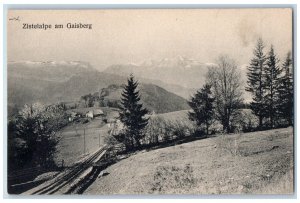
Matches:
[[54, 107, 119, 167], [84, 127, 293, 194]]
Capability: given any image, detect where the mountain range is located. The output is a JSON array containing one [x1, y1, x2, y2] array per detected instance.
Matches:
[[103, 56, 210, 90], [7, 61, 190, 116], [103, 56, 250, 102], [8, 57, 250, 116]]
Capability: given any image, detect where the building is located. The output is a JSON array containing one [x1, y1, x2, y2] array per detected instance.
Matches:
[[86, 111, 94, 118], [93, 109, 104, 117]]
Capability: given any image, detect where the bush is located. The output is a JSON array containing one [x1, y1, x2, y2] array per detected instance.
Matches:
[[143, 116, 167, 145], [143, 116, 196, 146], [207, 121, 223, 135], [111, 115, 201, 152], [193, 128, 206, 137], [151, 164, 197, 194], [82, 118, 89, 124], [232, 110, 259, 132]]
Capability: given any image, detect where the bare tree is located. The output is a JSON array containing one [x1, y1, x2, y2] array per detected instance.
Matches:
[[206, 55, 243, 133]]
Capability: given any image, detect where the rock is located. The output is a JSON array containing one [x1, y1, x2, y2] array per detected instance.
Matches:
[[98, 171, 104, 178]]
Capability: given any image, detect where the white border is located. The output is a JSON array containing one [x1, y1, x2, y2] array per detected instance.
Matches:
[[1, 1, 299, 202]]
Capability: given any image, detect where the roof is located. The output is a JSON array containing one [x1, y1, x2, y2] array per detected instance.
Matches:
[[93, 109, 104, 115]]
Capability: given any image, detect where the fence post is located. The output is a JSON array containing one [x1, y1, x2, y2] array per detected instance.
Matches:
[[84, 128, 86, 154], [99, 132, 101, 147]]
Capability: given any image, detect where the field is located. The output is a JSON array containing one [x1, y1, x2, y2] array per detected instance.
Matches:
[[156, 110, 190, 122], [83, 127, 293, 195], [54, 107, 119, 167]]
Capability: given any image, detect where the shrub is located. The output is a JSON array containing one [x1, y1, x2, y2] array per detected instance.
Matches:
[[142, 116, 167, 145], [232, 110, 259, 132], [151, 164, 197, 194], [144, 116, 196, 145]]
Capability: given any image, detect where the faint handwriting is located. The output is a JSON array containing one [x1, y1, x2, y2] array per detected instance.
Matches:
[[9, 16, 20, 21]]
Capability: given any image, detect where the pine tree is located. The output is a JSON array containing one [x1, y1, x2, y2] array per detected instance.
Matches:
[[119, 74, 149, 149], [278, 52, 293, 126], [264, 45, 281, 128], [188, 84, 214, 135], [10, 103, 62, 169], [246, 38, 267, 129]]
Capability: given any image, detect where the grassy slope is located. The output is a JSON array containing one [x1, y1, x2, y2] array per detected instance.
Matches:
[[84, 127, 293, 195], [100, 84, 190, 114], [54, 107, 119, 167], [156, 110, 189, 122], [54, 119, 108, 167]]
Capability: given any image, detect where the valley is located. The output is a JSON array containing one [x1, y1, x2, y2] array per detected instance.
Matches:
[[7, 57, 293, 195]]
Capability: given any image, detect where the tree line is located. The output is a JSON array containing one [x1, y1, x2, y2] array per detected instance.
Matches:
[[116, 38, 293, 152], [80, 85, 122, 109], [114, 60, 244, 151], [246, 38, 293, 129], [188, 38, 293, 135]]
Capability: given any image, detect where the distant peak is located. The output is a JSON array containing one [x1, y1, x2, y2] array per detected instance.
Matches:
[[8, 60, 92, 69], [127, 62, 139, 66], [139, 59, 157, 67], [137, 56, 203, 68], [204, 62, 217, 67]]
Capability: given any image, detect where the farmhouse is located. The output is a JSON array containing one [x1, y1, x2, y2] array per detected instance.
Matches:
[[93, 109, 104, 117], [85, 109, 105, 119], [86, 111, 94, 118]]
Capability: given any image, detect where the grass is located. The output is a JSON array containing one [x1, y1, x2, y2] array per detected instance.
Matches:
[[156, 110, 190, 122], [150, 164, 197, 194], [54, 108, 119, 167], [83, 127, 293, 195], [214, 129, 293, 194]]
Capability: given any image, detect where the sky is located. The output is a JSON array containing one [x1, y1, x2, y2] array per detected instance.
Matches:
[[7, 9, 293, 70]]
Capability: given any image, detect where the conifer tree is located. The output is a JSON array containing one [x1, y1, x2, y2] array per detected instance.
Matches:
[[278, 52, 293, 125], [119, 74, 149, 149], [188, 84, 215, 135], [246, 38, 267, 128], [264, 45, 281, 128]]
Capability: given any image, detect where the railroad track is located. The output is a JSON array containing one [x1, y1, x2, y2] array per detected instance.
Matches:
[[23, 145, 107, 195]]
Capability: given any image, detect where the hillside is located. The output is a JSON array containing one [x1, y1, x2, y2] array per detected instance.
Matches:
[[90, 84, 190, 114], [134, 77, 196, 99], [8, 70, 126, 115], [84, 127, 293, 194], [7, 61, 98, 113]]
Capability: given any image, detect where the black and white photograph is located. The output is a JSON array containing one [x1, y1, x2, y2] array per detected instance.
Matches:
[[5, 8, 294, 196]]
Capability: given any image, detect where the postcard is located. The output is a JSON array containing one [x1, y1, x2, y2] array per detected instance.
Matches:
[[6, 8, 294, 195]]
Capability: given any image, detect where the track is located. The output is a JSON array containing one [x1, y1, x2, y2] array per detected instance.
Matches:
[[23, 145, 107, 195]]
